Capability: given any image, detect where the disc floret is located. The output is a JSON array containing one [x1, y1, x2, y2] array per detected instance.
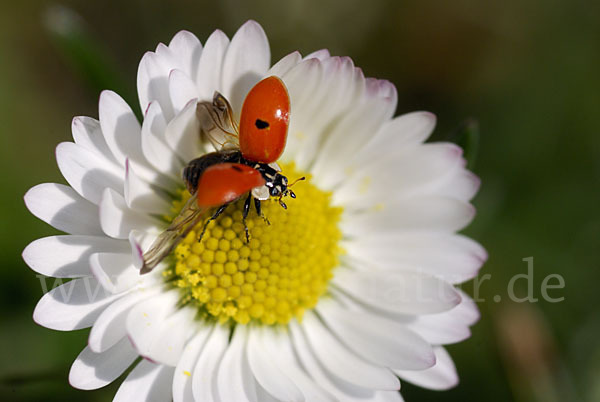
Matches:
[[164, 165, 342, 326]]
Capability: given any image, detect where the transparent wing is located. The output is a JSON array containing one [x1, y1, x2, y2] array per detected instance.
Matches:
[[196, 91, 239, 151], [140, 195, 207, 274]]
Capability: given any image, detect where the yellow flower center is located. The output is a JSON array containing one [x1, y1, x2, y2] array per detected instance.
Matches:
[[164, 163, 343, 326]]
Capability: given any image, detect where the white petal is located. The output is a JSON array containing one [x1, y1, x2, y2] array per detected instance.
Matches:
[[317, 299, 435, 370], [196, 29, 230, 100], [454, 289, 480, 326], [169, 69, 201, 115], [221, 20, 270, 116], [333, 143, 464, 209], [311, 94, 396, 189], [173, 326, 213, 402], [360, 111, 437, 160], [100, 90, 172, 189], [287, 55, 338, 166], [284, 55, 360, 168], [289, 320, 376, 401], [192, 324, 230, 401], [435, 168, 481, 202], [255, 382, 281, 402], [143, 306, 197, 366], [98, 90, 143, 166], [124, 159, 171, 214], [379, 162, 480, 205], [99, 188, 161, 239], [341, 196, 475, 237], [126, 231, 172, 275], [56, 142, 123, 204], [373, 391, 405, 402], [406, 289, 480, 345], [332, 268, 461, 315], [343, 233, 487, 284], [304, 49, 330, 61], [164, 99, 204, 162], [300, 312, 400, 390], [137, 51, 175, 119], [330, 285, 475, 347], [33, 277, 124, 330], [90, 252, 139, 294], [281, 58, 323, 118], [265, 328, 335, 401], [293, 56, 362, 169], [126, 289, 179, 358], [366, 79, 398, 106], [141, 101, 183, 179], [128, 229, 157, 270], [69, 337, 137, 390], [168, 30, 202, 80], [23, 235, 128, 278], [24, 183, 103, 235], [89, 287, 161, 353], [266, 51, 301, 77], [394, 347, 458, 391], [71, 116, 120, 165], [278, 58, 323, 163], [155, 43, 179, 67], [113, 359, 174, 402], [217, 325, 258, 402], [247, 327, 304, 401]]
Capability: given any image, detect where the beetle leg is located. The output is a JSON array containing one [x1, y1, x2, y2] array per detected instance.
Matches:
[[254, 198, 270, 225], [198, 203, 229, 243], [253, 198, 261, 216], [277, 194, 287, 210], [242, 194, 252, 242]]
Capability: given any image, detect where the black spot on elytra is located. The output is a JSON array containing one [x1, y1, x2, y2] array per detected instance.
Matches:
[[231, 165, 243, 172], [255, 119, 269, 129]]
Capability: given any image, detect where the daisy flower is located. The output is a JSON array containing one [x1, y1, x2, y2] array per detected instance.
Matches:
[[24, 20, 486, 401]]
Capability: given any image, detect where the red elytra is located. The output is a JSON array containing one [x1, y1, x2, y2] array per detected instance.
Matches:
[[238, 76, 290, 163], [195, 163, 266, 208]]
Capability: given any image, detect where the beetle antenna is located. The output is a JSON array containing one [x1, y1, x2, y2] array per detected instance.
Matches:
[[288, 176, 306, 188], [281, 177, 304, 201]]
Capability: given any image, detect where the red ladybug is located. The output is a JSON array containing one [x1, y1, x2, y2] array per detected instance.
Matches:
[[139, 76, 301, 274]]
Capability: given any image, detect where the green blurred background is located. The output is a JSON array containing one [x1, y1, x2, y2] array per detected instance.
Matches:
[[1, 0, 599, 401]]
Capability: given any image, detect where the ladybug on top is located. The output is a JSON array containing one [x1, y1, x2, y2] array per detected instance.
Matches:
[[138, 76, 302, 274]]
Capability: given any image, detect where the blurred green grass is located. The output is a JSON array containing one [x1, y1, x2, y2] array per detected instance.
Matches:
[[1, 0, 599, 401]]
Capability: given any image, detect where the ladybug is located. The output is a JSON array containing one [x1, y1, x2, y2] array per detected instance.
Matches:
[[139, 76, 301, 274]]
